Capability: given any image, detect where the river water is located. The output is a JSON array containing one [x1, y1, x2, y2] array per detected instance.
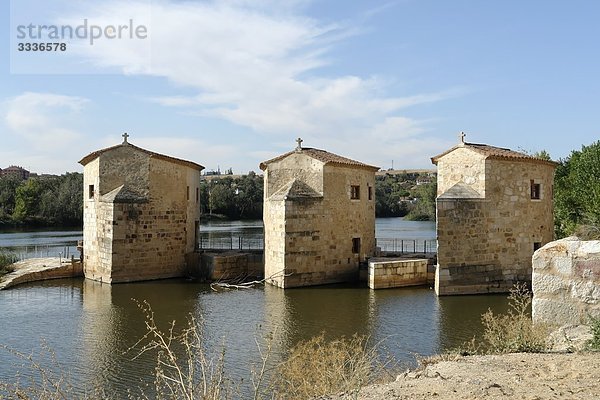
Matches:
[[0, 219, 509, 395]]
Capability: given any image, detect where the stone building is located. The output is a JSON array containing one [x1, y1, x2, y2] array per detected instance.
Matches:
[[431, 134, 557, 295], [79, 134, 203, 283], [260, 139, 379, 288], [1, 165, 30, 180]]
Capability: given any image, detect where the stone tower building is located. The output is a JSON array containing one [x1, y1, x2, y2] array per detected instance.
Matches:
[[79, 135, 203, 283], [431, 134, 557, 295], [260, 139, 379, 288]]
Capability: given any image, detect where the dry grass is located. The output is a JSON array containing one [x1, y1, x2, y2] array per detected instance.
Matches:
[[0, 302, 389, 400], [477, 284, 549, 354], [574, 224, 600, 240], [127, 300, 232, 400], [0, 251, 17, 279], [271, 334, 380, 399], [0, 340, 106, 399]]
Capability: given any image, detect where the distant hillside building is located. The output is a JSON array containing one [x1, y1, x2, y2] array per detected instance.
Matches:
[[1, 165, 30, 180], [260, 139, 379, 288], [431, 134, 557, 295], [79, 134, 203, 283]]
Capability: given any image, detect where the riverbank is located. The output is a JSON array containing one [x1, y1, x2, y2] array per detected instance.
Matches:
[[0, 257, 82, 290], [328, 352, 600, 400]]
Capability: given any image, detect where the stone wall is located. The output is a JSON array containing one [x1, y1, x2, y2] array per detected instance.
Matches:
[[199, 251, 263, 281], [368, 259, 427, 289], [436, 155, 555, 295], [83, 146, 201, 283], [532, 237, 600, 325], [263, 155, 376, 288], [436, 147, 486, 197]]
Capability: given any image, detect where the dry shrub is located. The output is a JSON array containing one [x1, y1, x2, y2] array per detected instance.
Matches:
[[0, 251, 17, 279], [574, 224, 600, 240], [272, 334, 378, 399], [480, 283, 549, 353], [0, 340, 106, 399], [128, 300, 232, 400]]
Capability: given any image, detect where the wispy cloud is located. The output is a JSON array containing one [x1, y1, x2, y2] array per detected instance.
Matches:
[[4, 92, 88, 149], [1, 92, 90, 173], [58, 1, 454, 146]]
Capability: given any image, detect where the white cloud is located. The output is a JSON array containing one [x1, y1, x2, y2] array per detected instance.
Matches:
[[1, 92, 90, 173], [4, 92, 88, 149], [56, 1, 454, 151]]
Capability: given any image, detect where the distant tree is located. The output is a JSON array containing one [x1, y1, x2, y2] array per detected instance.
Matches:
[[199, 173, 263, 219], [8, 173, 83, 226], [12, 178, 43, 223], [532, 150, 552, 160], [405, 182, 437, 221], [0, 175, 21, 223]]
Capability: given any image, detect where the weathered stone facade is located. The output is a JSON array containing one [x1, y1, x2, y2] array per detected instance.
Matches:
[[432, 139, 557, 295], [368, 259, 428, 289], [80, 139, 203, 283], [260, 142, 378, 288], [532, 237, 600, 325]]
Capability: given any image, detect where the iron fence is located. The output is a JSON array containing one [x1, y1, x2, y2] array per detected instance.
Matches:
[[376, 238, 437, 253], [4, 244, 78, 261], [197, 236, 436, 253], [198, 236, 264, 251]]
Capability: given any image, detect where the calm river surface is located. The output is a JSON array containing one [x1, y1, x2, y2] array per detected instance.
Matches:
[[0, 219, 509, 395]]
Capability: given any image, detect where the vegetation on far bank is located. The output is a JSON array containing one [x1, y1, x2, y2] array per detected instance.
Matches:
[[1, 140, 598, 229], [0, 173, 83, 228]]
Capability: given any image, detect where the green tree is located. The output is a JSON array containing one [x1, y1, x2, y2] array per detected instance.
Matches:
[[406, 182, 437, 221], [12, 178, 43, 222], [554, 141, 600, 237], [0, 175, 21, 223]]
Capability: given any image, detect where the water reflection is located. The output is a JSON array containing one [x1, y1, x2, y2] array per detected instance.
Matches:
[[0, 278, 510, 397], [436, 294, 510, 350]]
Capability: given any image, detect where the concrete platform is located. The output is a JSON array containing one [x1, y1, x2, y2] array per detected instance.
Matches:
[[0, 257, 83, 290]]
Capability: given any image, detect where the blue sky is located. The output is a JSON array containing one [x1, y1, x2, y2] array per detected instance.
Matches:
[[1, 0, 599, 175]]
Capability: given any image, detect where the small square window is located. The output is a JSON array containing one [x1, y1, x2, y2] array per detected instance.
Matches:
[[533, 242, 542, 252], [352, 237, 361, 254], [530, 180, 541, 200], [350, 185, 360, 200], [88, 185, 94, 199]]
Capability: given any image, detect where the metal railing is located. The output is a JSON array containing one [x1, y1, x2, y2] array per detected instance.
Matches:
[[198, 237, 264, 251], [4, 245, 78, 261], [376, 238, 437, 253], [197, 236, 437, 254]]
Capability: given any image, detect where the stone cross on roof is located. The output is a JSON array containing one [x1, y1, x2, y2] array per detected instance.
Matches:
[[459, 131, 466, 145], [295, 137, 303, 152], [122, 132, 129, 144]]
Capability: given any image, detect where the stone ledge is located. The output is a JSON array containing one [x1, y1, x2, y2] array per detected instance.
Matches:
[[0, 257, 83, 290]]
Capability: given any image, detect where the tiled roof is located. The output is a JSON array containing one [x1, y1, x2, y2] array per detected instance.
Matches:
[[79, 142, 204, 171], [431, 143, 558, 166], [260, 148, 379, 171]]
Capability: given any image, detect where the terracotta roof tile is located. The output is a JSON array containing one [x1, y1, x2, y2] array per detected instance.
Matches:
[[260, 148, 379, 171], [79, 142, 204, 171], [431, 143, 558, 166]]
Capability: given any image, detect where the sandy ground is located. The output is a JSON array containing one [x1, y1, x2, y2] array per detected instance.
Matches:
[[327, 352, 600, 400]]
